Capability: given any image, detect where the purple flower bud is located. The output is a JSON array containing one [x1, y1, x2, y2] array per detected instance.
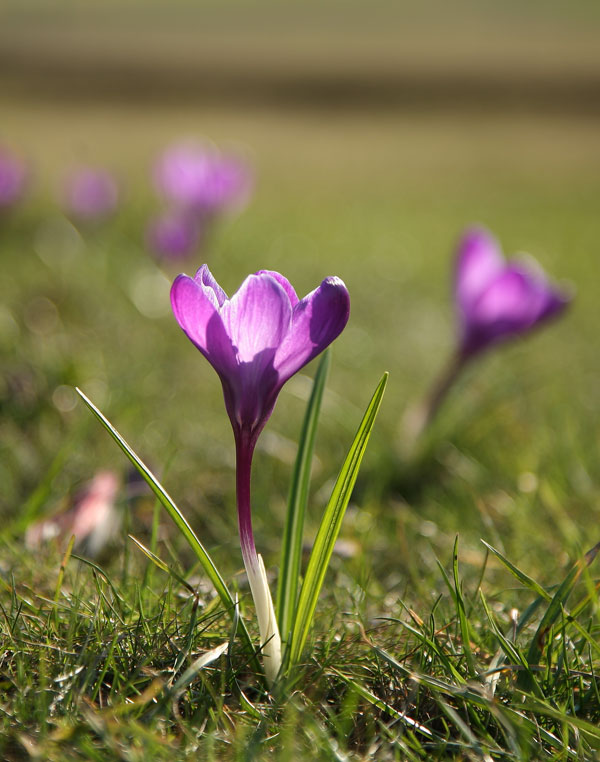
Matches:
[[61, 166, 119, 222], [455, 227, 570, 359], [0, 146, 28, 208], [154, 141, 252, 215], [146, 209, 202, 261]]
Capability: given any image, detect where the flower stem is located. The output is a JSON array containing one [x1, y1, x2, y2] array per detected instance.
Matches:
[[399, 351, 468, 453], [421, 351, 468, 430], [235, 431, 282, 687], [235, 432, 258, 567]]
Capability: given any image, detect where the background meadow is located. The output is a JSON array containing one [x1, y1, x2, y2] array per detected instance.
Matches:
[[2, 2, 600, 759]]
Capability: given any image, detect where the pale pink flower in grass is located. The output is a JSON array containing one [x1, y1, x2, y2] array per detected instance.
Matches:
[[25, 470, 120, 559], [171, 265, 350, 683]]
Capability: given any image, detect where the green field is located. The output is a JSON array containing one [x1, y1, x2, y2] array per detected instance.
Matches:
[[2, 4, 600, 759]]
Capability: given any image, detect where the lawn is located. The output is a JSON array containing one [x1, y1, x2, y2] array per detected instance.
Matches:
[[2, 5, 600, 759]]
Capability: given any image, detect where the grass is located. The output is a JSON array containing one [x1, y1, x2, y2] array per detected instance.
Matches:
[[2, 10, 600, 754]]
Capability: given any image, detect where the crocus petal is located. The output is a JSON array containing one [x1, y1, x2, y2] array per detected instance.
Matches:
[[509, 260, 570, 323], [470, 268, 535, 330], [170, 272, 222, 354], [455, 227, 504, 315], [462, 263, 569, 355], [193, 264, 228, 307], [255, 270, 299, 307], [220, 273, 293, 363], [275, 276, 350, 384]]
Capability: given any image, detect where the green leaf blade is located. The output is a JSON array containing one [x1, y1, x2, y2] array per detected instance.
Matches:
[[75, 387, 256, 659], [287, 372, 388, 668], [276, 350, 330, 642]]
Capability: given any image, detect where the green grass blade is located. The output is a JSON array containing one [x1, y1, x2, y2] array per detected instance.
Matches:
[[287, 372, 388, 668], [481, 540, 551, 602], [525, 564, 580, 669], [332, 668, 434, 742], [373, 627, 466, 684], [479, 589, 542, 697], [129, 534, 196, 595], [276, 350, 330, 642], [452, 536, 476, 678], [523, 544, 600, 675], [170, 642, 229, 695], [75, 387, 256, 660]]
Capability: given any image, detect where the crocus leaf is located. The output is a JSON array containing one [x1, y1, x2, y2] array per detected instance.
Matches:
[[75, 387, 257, 662], [276, 350, 330, 642], [287, 372, 388, 668]]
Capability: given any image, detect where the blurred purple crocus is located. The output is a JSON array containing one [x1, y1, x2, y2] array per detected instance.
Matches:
[[154, 141, 252, 215], [0, 146, 28, 209], [171, 265, 350, 683], [146, 209, 203, 262], [61, 166, 119, 222], [411, 226, 571, 435], [456, 227, 569, 360]]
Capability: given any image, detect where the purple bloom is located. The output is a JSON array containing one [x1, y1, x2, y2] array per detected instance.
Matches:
[[405, 226, 572, 437], [154, 141, 252, 215], [0, 146, 28, 208], [61, 166, 119, 222], [146, 209, 203, 261], [171, 265, 349, 683], [171, 265, 350, 447], [456, 226, 570, 359]]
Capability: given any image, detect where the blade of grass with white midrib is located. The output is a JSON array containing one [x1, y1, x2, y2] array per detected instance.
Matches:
[[287, 372, 388, 668], [276, 350, 330, 642], [75, 387, 256, 659]]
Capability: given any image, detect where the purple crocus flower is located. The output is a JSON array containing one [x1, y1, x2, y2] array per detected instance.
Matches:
[[154, 141, 252, 215], [456, 226, 570, 359], [146, 209, 203, 262], [0, 146, 28, 208], [61, 166, 119, 222], [406, 226, 571, 437], [171, 265, 349, 683]]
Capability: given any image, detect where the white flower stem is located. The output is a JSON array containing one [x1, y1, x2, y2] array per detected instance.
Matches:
[[242, 549, 282, 687]]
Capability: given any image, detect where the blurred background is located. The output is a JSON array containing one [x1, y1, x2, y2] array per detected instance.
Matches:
[[2, 0, 600, 576]]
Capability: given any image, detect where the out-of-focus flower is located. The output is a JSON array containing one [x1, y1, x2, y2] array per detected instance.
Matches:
[[61, 166, 119, 222], [145, 209, 203, 261], [25, 470, 120, 558], [456, 227, 570, 359], [402, 225, 572, 442], [154, 141, 252, 215], [171, 265, 350, 685], [0, 146, 28, 208]]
